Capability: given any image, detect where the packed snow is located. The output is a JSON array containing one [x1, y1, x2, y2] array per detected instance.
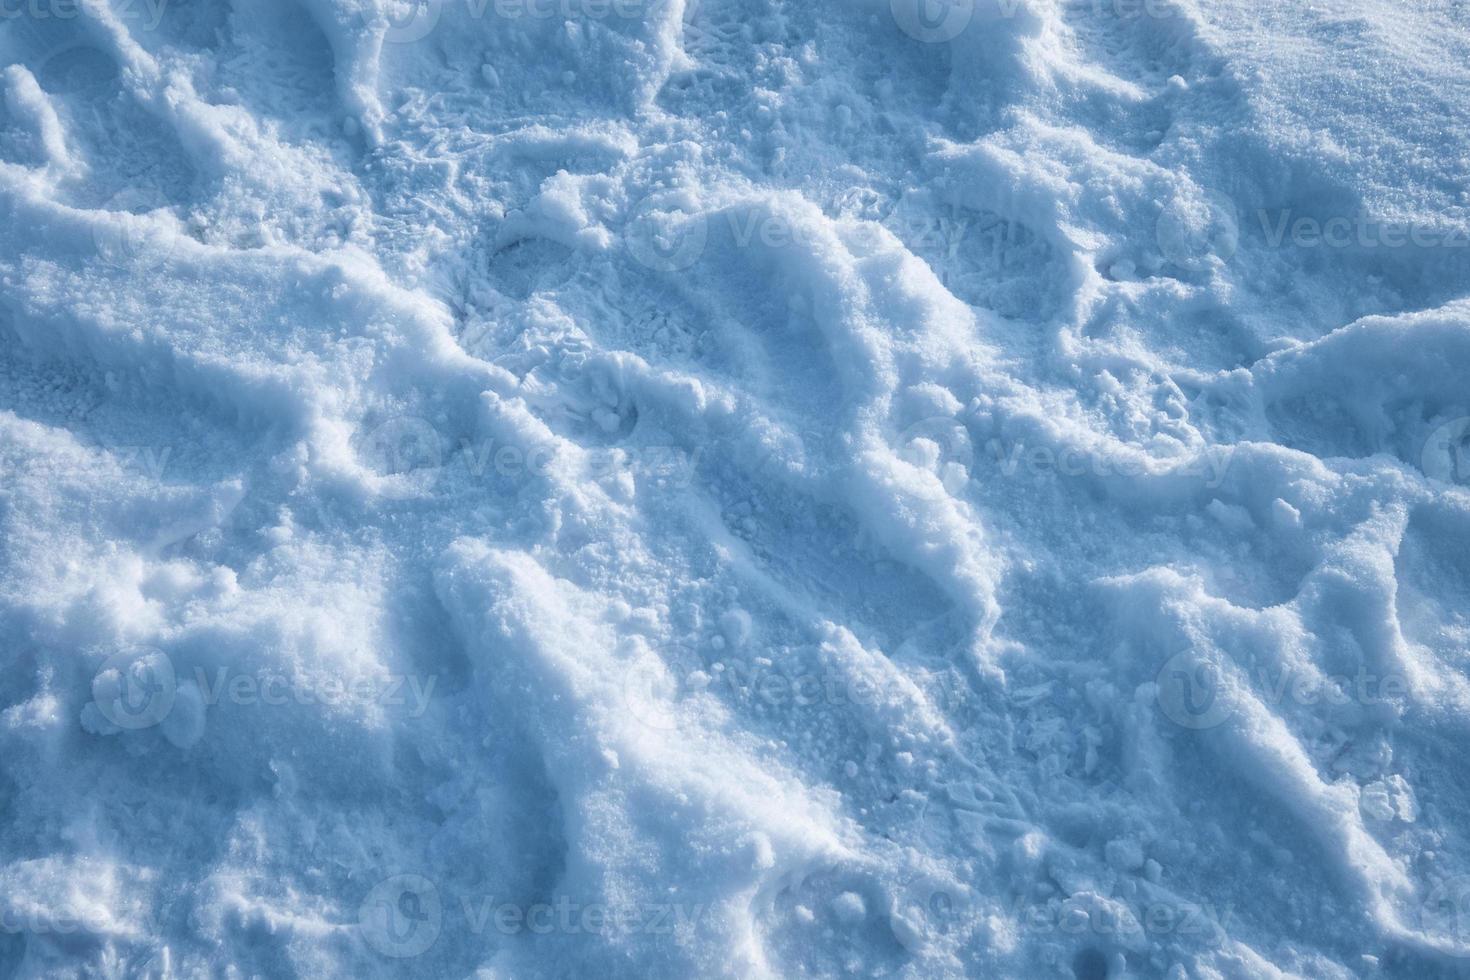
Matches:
[[1, 0, 1469, 976]]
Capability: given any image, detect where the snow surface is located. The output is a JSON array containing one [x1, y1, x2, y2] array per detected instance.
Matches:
[[1, 0, 1469, 976]]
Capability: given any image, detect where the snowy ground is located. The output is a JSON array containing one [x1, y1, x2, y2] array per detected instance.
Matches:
[[1, 0, 1469, 976]]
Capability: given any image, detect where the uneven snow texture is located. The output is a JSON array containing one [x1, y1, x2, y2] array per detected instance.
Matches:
[[1, 0, 1470, 976]]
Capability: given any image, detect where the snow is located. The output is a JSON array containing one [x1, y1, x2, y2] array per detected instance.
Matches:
[[1, 0, 1469, 976]]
